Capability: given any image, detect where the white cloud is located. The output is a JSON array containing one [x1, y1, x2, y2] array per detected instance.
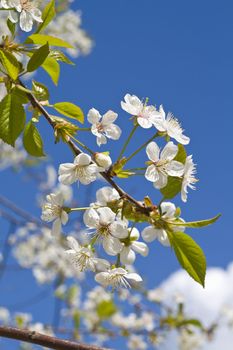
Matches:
[[158, 263, 233, 349]]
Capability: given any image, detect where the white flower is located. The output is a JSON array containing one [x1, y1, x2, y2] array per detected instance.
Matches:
[[127, 335, 147, 350], [95, 267, 142, 289], [58, 153, 100, 186], [94, 153, 112, 170], [120, 228, 148, 265], [83, 207, 128, 256], [95, 186, 120, 206], [142, 202, 184, 246], [154, 105, 190, 145], [121, 94, 162, 129], [145, 141, 184, 189], [41, 193, 68, 235], [65, 236, 109, 272], [87, 108, 122, 146], [1, 0, 43, 32], [181, 155, 197, 202]]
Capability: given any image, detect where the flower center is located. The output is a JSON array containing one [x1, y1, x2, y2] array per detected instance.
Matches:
[[96, 123, 104, 133], [97, 224, 111, 237], [20, 0, 33, 10]]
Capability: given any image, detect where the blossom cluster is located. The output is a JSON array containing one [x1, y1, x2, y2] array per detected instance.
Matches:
[[40, 94, 197, 290]]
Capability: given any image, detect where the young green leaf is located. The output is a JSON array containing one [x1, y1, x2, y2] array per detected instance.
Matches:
[[27, 43, 50, 72], [7, 18, 16, 36], [174, 144, 187, 164], [161, 176, 182, 199], [167, 230, 206, 287], [0, 92, 26, 146], [96, 300, 117, 319], [32, 80, 50, 102], [49, 50, 75, 65], [25, 34, 73, 48], [169, 214, 221, 228], [23, 121, 45, 157], [36, 0, 55, 34], [0, 50, 19, 80], [53, 102, 84, 123], [42, 57, 60, 85]]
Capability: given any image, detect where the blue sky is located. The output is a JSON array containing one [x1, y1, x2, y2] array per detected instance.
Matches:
[[1, 0, 233, 348]]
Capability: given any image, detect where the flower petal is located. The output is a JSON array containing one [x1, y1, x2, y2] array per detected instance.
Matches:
[[103, 236, 122, 255], [146, 142, 160, 162], [160, 141, 178, 161], [87, 108, 101, 124], [20, 11, 33, 32], [145, 164, 159, 183], [120, 247, 136, 264], [102, 110, 118, 125], [75, 153, 91, 166], [104, 124, 122, 140], [166, 160, 184, 177], [141, 226, 158, 242]]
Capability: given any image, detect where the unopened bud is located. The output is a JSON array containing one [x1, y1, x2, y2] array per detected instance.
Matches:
[[94, 153, 112, 169]]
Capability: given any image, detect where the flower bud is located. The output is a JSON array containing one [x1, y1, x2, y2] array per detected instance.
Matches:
[[94, 153, 112, 170]]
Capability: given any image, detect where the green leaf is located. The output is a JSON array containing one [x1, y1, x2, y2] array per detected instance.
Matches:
[[7, 18, 16, 36], [42, 57, 60, 85], [49, 50, 75, 65], [169, 214, 221, 229], [96, 300, 117, 319], [116, 170, 135, 178], [36, 0, 55, 33], [174, 144, 187, 164], [161, 176, 182, 199], [53, 102, 84, 123], [0, 92, 26, 146], [27, 43, 50, 72], [23, 121, 45, 157], [0, 49, 19, 80], [32, 80, 50, 102], [177, 319, 203, 329], [25, 34, 73, 48], [73, 310, 80, 330], [167, 231, 206, 287]]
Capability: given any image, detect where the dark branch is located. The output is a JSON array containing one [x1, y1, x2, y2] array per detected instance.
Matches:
[[0, 326, 110, 350]]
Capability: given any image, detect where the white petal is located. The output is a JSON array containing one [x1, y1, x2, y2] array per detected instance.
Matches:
[[97, 134, 107, 146], [110, 221, 128, 239], [160, 142, 178, 161], [141, 226, 158, 242], [137, 117, 153, 129], [58, 164, 77, 185], [175, 133, 190, 145], [98, 207, 115, 225], [102, 110, 118, 125], [20, 11, 33, 32], [75, 153, 91, 166], [95, 272, 109, 286], [120, 247, 136, 264], [87, 108, 101, 124], [153, 172, 168, 189], [103, 236, 122, 255], [83, 208, 99, 228], [121, 94, 142, 116], [104, 124, 122, 140], [8, 10, 18, 23], [29, 7, 42, 22], [146, 142, 160, 162], [61, 210, 69, 225], [67, 236, 80, 252], [166, 161, 184, 177], [51, 219, 61, 235], [126, 273, 143, 287], [161, 202, 176, 218], [157, 230, 170, 247], [96, 186, 120, 205], [130, 227, 140, 240], [145, 164, 159, 183], [132, 241, 149, 257]]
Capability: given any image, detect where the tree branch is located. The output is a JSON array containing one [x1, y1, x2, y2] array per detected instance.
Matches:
[[0, 326, 110, 350]]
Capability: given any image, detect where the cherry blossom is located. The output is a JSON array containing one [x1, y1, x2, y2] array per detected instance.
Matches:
[[142, 202, 184, 246], [154, 105, 190, 145], [95, 267, 142, 289], [1, 0, 43, 32], [120, 228, 149, 265], [65, 236, 109, 272], [83, 207, 128, 256], [58, 153, 100, 186], [145, 141, 184, 189], [181, 155, 197, 202], [121, 94, 162, 129], [41, 192, 68, 235], [87, 108, 122, 146]]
